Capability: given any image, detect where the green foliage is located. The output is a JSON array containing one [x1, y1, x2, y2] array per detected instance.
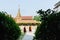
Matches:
[[37, 9, 55, 21], [33, 9, 56, 40], [33, 15, 41, 21], [0, 12, 21, 40]]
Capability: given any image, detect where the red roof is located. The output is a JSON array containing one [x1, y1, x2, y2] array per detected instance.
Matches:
[[15, 20, 40, 24], [14, 16, 40, 24], [21, 16, 32, 20]]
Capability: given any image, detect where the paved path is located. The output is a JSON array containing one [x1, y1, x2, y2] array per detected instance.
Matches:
[[22, 32, 35, 40]]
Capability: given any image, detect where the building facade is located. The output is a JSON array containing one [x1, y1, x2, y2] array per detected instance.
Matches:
[[14, 8, 40, 33]]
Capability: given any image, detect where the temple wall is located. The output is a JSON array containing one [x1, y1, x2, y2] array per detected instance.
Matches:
[[19, 25, 37, 33]]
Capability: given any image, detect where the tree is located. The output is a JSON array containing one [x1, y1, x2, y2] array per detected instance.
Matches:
[[33, 15, 41, 21], [0, 12, 21, 40], [33, 9, 56, 40]]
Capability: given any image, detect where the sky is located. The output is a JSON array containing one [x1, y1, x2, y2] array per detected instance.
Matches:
[[0, 0, 60, 17]]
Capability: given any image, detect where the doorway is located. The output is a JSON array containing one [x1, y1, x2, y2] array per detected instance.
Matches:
[[29, 26, 32, 32]]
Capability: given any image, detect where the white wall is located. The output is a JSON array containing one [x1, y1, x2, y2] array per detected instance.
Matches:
[[19, 25, 37, 33]]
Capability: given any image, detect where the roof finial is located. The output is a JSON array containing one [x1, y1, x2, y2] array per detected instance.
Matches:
[[18, 4, 20, 8], [16, 5, 21, 17]]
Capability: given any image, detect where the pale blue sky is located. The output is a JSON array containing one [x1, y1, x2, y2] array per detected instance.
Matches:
[[0, 0, 60, 17]]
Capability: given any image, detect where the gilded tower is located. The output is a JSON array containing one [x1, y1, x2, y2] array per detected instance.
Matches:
[[15, 7, 22, 21]]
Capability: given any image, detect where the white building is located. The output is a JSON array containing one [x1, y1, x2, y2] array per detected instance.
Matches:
[[14, 7, 40, 33], [54, 1, 60, 12]]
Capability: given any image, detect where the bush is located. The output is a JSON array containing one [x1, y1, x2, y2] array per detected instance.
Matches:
[[34, 9, 56, 40], [0, 12, 21, 40]]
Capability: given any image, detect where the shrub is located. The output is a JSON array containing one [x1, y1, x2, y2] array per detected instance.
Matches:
[[0, 12, 21, 40], [34, 9, 56, 40]]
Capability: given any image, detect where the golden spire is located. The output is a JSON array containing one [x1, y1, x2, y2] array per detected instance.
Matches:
[[16, 5, 21, 17], [15, 5, 22, 20]]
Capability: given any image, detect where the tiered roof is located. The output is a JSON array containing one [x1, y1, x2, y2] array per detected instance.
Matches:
[[14, 7, 40, 24]]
